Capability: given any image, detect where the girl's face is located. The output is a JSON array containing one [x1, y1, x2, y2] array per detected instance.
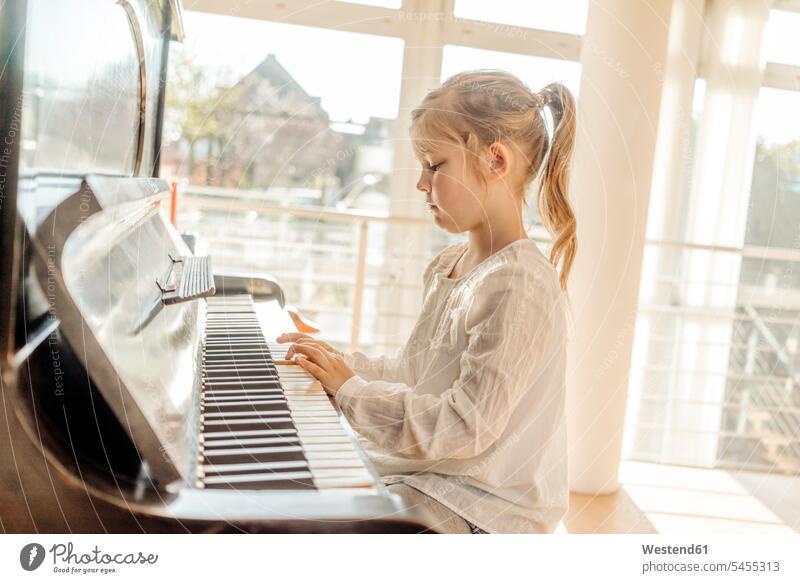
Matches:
[[415, 143, 489, 234]]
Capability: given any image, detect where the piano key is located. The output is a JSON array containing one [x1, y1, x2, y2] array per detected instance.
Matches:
[[202, 420, 296, 433], [291, 420, 345, 428], [202, 410, 292, 420], [201, 460, 309, 475], [313, 476, 375, 489], [294, 428, 359, 438], [203, 378, 280, 385], [202, 397, 287, 406], [292, 435, 351, 445], [203, 379, 281, 387], [303, 452, 363, 463], [202, 436, 301, 448], [201, 472, 316, 490], [289, 410, 339, 418], [203, 450, 307, 465], [202, 428, 298, 440], [203, 394, 285, 403], [203, 369, 274, 376], [300, 441, 361, 451], [306, 458, 370, 470], [202, 400, 288, 410]]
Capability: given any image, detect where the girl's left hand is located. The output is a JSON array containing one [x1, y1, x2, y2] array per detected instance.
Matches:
[[289, 342, 356, 396]]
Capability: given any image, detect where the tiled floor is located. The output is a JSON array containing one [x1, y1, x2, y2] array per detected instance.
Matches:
[[560, 461, 800, 534]]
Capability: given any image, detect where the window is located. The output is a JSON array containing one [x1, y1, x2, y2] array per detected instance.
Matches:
[[164, 11, 403, 209], [21, 0, 141, 175], [624, 29, 800, 475], [454, 0, 589, 35], [764, 9, 800, 66]]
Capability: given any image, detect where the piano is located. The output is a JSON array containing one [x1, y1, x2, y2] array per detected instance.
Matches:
[[0, 0, 434, 533]]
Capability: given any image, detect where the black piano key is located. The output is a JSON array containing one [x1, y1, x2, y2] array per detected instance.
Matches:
[[202, 459, 308, 475], [202, 449, 307, 465], [203, 369, 276, 376], [202, 403, 290, 414], [202, 395, 287, 403], [202, 393, 285, 402], [203, 381, 282, 389], [201, 419, 296, 433], [203, 429, 298, 442], [203, 371, 279, 379]]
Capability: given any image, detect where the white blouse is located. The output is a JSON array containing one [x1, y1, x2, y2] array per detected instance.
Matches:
[[336, 238, 569, 534]]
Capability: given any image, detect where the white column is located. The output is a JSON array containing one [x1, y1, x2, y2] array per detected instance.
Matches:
[[623, 0, 707, 464], [566, 0, 676, 494], [372, 0, 448, 354], [662, 0, 771, 465]]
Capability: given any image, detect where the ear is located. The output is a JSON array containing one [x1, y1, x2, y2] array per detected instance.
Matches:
[[487, 142, 511, 180]]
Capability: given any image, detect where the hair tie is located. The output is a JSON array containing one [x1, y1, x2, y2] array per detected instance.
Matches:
[[540, 88, 557, 108]]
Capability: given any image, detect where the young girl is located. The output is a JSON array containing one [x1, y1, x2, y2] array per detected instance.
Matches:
[[277, 70, 576, 534]]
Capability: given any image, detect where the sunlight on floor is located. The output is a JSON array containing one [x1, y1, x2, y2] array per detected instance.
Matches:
[[561, 461, 800, 534]]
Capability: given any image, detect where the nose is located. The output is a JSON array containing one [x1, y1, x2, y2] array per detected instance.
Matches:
[[416, 171, 431, 194]]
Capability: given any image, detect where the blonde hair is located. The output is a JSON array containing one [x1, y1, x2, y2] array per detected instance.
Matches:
[[410, 70, 577, 292]]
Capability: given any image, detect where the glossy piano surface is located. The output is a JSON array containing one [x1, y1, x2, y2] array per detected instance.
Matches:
[[1, 0, 436, 533]]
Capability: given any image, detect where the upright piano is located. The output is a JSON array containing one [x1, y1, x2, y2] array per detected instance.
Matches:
[[0, 0, 433, 533]]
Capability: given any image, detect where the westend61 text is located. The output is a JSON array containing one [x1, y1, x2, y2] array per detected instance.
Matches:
[[642, 544, 708, 555]]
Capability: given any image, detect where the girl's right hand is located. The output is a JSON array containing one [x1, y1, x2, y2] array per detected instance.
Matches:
[[276, 332, 343, 360]]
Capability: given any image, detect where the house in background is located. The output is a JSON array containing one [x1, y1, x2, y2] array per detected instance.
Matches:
[[162, 54, 394, 210]]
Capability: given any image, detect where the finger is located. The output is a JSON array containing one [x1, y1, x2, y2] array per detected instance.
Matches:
[[276, 332, 313, 343], [291, 343, 330, 367], [285, 339, 320, 359], [296, 338, 338, 355], [296, 338, 333, 351], [295, 355, 326, 382]]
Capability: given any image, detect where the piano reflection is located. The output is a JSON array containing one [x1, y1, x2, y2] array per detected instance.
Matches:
[[0, 0, 433, 533]]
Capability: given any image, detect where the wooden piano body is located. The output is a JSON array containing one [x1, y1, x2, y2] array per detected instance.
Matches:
[[0, 0, 433, 533]]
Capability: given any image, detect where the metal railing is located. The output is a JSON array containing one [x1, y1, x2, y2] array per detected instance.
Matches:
[[176, 186, 550, 352]]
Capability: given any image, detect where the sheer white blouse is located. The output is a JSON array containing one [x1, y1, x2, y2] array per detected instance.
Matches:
[[336, 238, 569, 534]]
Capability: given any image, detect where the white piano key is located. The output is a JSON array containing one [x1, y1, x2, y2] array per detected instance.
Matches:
[[303, 451, 363, 462], [203, 471, 313, 485], [301, 442, 361, 453], [306, 458, 370, 470], [202, 428, 297, 440], [313, 476, 375, 489]]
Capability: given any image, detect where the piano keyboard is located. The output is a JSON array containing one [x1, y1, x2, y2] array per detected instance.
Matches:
[[198, 295, 376, 491]]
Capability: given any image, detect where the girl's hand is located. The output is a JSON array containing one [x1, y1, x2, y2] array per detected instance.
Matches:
[[289, 342, 355, 396], [276, 333, 342, 360]]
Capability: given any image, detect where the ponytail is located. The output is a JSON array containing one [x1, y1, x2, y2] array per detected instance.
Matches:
[[537, 82, 577, 293]]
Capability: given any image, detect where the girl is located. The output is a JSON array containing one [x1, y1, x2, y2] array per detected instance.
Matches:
[[277, 70, 576, 534]]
